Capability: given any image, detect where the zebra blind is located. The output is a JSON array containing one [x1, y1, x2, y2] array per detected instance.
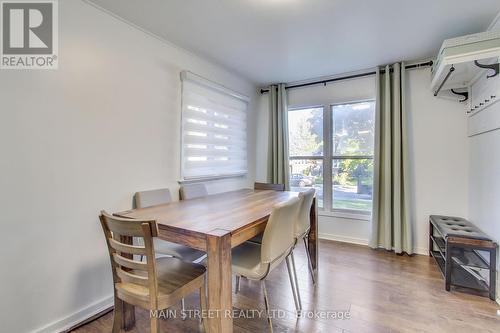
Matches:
[[181, 71, 248, 180]]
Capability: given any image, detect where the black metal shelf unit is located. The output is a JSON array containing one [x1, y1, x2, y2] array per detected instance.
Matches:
[[429, 215, 497, 300]]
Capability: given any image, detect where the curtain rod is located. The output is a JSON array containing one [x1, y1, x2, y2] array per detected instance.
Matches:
[[260, 60, 433, 94]]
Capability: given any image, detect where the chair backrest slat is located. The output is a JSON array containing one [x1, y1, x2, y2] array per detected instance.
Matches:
[[106, 217, 159, 237], [135, 188, 172, 208], [261, 197, 301, 264], [296, 189, 315, 238], [116, 268, 149, 287], [109, 238, 147, 256], [254, 182, 285, 191], [113, 253, 149, 271]]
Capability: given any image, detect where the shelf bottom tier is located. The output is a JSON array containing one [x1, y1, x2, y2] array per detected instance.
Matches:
[[431, 251, 490, 292], [451, 266, 489, 292]]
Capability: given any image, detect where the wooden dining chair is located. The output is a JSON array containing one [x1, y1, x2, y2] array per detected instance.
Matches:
[[179, 183, 208, 200], [254, 182, 285, 191], [99, 211, 208, 333], [231, 197, 302, 332]]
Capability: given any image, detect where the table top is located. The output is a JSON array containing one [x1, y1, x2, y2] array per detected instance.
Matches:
[[115, 189, 298, 237]]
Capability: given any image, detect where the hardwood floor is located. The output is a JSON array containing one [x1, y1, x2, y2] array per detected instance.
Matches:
[[72, 240, 500, 333]]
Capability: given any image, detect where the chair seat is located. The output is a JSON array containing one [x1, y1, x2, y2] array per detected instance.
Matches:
[[154, 239, 205, 262], [231, 241, 269, 280], [116, 257, 206, 309]]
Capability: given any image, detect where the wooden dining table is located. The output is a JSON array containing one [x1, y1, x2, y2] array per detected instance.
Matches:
[[114, 188, 318, 333]]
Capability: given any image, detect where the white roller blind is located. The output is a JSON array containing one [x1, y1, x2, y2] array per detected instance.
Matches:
[[181, 71, 249, 180]]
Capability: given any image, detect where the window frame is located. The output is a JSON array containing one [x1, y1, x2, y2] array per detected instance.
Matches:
[[287, 99, 375, 220]]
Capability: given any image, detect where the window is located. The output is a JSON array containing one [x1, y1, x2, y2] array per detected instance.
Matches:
[[287, 101, 375, 216], [332, 101, 375, 213], [181, 71, 248, 180], [288, 107, 324, 208]]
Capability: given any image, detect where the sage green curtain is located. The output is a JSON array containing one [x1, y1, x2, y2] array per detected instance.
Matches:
[[267, 84, 290, 190], [370, 63, 413, 254]]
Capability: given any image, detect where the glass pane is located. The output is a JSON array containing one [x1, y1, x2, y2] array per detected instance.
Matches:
[[332, 101, 375, 156], [332, 158, 373, 212], [289, 159, 324, 208], [288, 107, 323, 157]]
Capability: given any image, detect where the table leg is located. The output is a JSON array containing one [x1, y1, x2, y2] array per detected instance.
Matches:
[[119, 235, 136, 330], [206, 230, 233, 333], [308, 197, 318, 274]]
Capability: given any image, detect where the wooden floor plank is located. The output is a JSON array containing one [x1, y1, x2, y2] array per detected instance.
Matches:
[[72, 240, 500, 333]]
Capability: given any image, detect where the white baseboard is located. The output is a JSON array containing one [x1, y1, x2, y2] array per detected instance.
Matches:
[[30, 295, 113, 333], [414, 247, 428, 256], [319, 233, 428, 256], [319, 233, 369, 246]]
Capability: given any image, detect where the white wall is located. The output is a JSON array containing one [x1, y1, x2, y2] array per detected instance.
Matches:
[[0, 1, 257, 332], [255, 68, 469, 254], [488, 11, 500, 31], [469, 128, 500, 301], [406, 69, 469, 254], [469, 14, 500, 303]]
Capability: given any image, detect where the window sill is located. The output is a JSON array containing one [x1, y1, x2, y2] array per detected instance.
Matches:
[[178, 173, 246, 184], [318, 209, 371, 221]]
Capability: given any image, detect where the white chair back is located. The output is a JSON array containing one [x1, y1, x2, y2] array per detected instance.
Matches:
[[295, 189, 315, 238], [261, 197, 301, 264], [180, 183, 208, 200], [134, 188, 172, 208]]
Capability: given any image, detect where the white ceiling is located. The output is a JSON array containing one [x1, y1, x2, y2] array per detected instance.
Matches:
[[89, 0, 500, 85]]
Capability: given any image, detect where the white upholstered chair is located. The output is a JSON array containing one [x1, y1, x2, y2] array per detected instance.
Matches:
[[294, 188, 316, 284], [231, 197, 302, 331], [134, 188, 172, 209], [134, 188, 206, 314], [254, 182, 285, 191], [134, 189, 205, 263], [248, 182, 285, 244], [179, 183, 208, 200]]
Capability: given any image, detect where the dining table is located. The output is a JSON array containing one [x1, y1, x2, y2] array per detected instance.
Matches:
[[114, 188, 318, 333]]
